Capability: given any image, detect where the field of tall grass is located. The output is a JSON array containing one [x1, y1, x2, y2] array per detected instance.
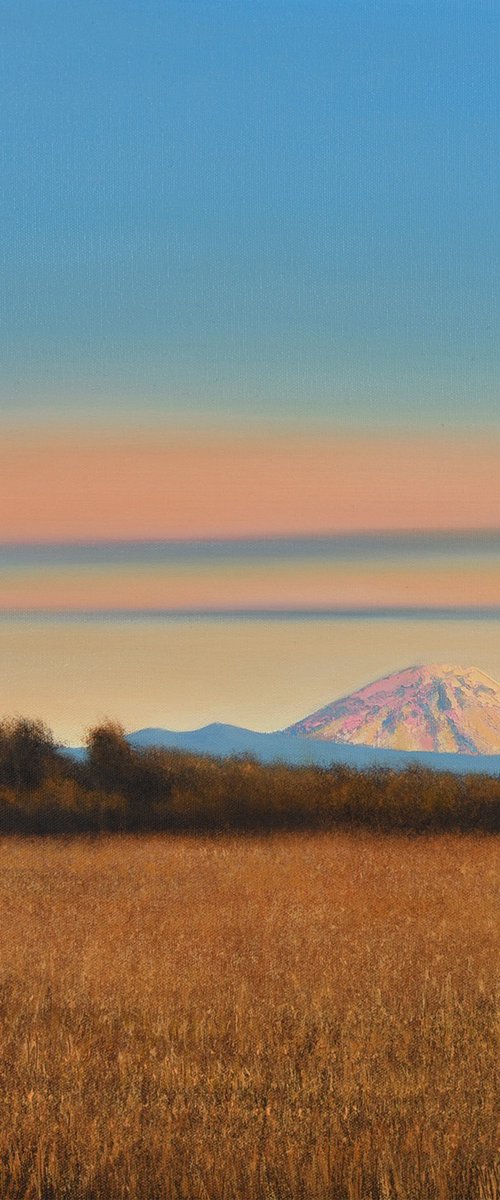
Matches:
[[0, 832, 497, 1199]]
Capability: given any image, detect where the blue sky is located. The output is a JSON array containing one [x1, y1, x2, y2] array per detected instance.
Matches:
[[0, 0, 499, 429]]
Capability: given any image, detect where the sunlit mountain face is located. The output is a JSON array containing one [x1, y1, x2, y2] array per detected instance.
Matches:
[[285, 665, 500, 754]]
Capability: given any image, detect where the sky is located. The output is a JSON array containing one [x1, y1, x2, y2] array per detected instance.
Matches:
[[1, 0, 499, 432], [0, 1, 499, 737]]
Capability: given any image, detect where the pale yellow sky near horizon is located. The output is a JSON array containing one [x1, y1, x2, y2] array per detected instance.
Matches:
[[1, 617, 500, 745]]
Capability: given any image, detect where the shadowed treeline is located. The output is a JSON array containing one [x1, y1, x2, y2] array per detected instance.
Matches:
[[0, 719, 498, 834]]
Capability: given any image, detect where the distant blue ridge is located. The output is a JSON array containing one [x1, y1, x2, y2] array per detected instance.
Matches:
[[66, 724, 500, 777]]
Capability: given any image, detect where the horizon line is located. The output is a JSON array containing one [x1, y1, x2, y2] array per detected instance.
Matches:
[[1, 528, 500, 561], [1, 607, 500, 622]]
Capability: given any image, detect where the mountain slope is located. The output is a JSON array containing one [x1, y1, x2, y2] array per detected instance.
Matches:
[[284, 664, 500, 754]]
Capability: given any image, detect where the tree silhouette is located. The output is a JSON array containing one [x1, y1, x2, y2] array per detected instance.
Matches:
[[0, 717, 62, 792]]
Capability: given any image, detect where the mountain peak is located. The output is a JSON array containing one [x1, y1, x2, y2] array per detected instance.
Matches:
[[285, 664, 500, 755]]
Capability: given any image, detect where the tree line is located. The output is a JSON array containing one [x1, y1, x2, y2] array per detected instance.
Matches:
[[0, 717, 498, 834]]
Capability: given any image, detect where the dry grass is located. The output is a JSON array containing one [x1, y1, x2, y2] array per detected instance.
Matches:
[[0, 832, 497, 1200]]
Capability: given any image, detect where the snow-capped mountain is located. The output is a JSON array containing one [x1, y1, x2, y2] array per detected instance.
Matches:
[[284, 664, 500, 754]]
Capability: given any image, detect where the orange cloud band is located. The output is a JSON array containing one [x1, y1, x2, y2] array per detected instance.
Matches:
[[0, 556, 498, 611], [0, 426, 499, 541]]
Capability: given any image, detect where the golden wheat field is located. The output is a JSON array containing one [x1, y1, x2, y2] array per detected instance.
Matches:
[[0, 832, 497, 1200]]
